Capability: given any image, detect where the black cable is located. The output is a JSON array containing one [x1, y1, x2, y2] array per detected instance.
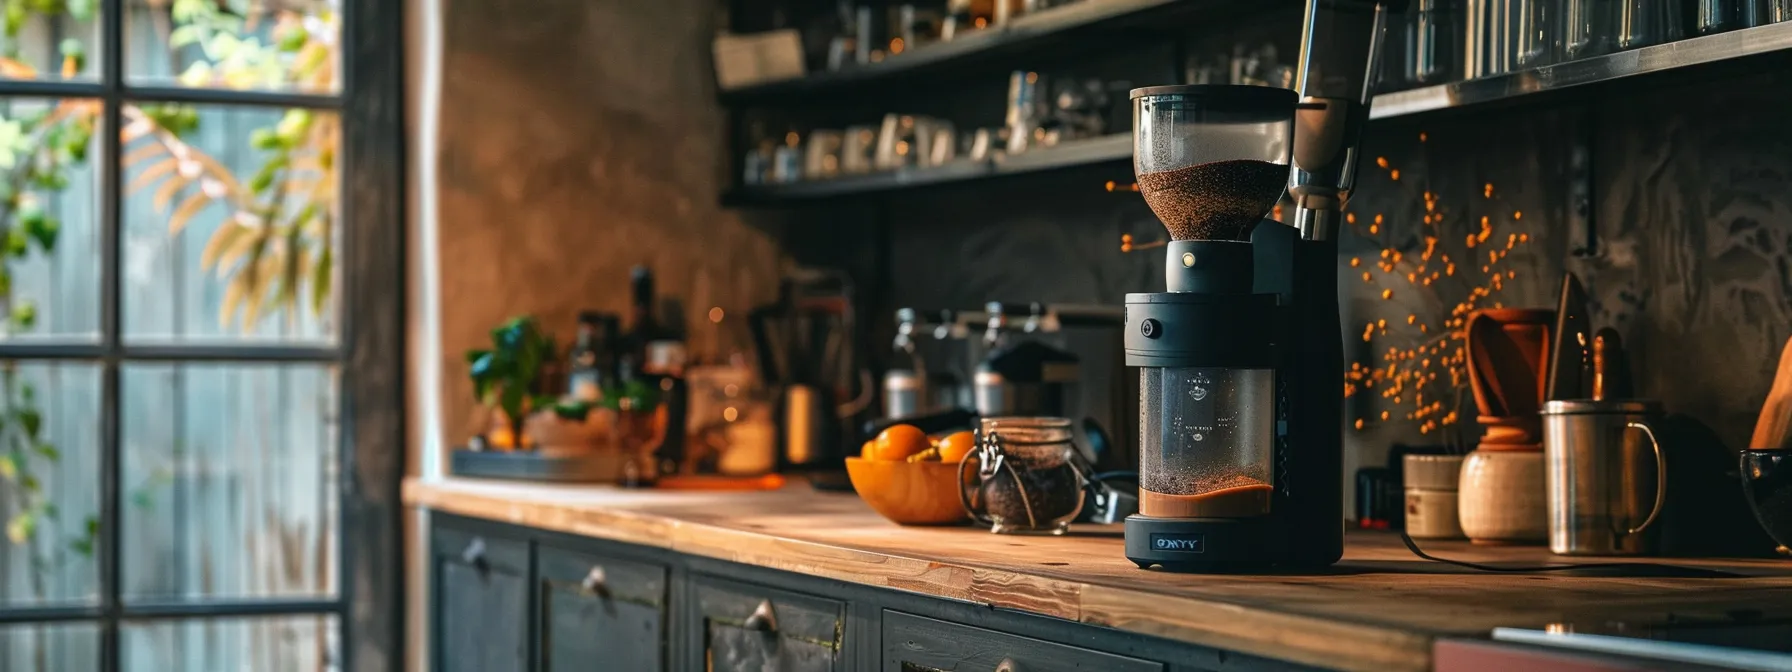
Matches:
[[1399, 530, 1643, 573]]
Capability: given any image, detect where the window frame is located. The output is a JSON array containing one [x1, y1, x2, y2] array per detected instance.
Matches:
[[0, 0, 405, 670]]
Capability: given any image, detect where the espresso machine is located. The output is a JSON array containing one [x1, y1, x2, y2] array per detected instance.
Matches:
[[1122, 1, 1396, 571]]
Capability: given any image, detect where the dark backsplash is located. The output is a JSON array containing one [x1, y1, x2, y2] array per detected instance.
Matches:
[[862, 68, 1792, 512]]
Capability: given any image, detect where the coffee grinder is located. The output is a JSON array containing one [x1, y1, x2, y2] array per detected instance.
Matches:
[[1122, 1, 1396, 571]]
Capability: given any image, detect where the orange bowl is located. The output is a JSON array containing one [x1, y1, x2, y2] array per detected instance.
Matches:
[[844, 457, 971, 525]]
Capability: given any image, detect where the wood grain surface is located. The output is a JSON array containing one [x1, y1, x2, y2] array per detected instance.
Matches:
[[405, 477, 1792, 672]]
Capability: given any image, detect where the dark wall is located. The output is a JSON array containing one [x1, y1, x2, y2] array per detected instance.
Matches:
[[872, 66, 1792, 506]]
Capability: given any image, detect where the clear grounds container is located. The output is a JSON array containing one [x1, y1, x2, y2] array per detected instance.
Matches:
[[1139, 367, 1276, 518]]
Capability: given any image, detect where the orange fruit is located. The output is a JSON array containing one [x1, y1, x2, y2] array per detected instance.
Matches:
[[869, 424, 930, 461], [861, 440, 876, 460], [937, 431, 976, 463]]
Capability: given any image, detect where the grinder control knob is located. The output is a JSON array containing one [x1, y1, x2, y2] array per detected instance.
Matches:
[[1140, 318, 1162, 339]]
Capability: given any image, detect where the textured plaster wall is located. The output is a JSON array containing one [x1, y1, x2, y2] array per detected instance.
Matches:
[[432, 0, 784, 445]]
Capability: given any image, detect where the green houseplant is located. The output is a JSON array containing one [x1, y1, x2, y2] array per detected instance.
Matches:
[[467, 316, 601, 450], [467, 316, 555, 449]]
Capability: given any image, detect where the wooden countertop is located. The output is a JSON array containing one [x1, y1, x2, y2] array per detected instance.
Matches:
[[404, 477, 1792, 672]]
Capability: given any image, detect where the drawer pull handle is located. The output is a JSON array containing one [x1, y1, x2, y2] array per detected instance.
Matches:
[[460, 538, 488, 571], [580, 566, 608, 595], [995, 658, 1019, 672], [743, 599, 778, 633]]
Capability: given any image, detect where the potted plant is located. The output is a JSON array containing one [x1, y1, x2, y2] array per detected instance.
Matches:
[[467, 316, 609, 455]]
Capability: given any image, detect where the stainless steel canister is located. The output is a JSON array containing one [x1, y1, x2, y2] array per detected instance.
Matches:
[[1541, 399, 1667, 555]]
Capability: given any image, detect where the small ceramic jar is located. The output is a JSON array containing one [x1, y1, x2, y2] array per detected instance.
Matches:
[[1404, 454, 1466, 540], [1458, 448, 1548, 544]]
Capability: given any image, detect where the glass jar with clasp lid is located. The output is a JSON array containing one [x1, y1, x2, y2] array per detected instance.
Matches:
[[958, 416, 1087, 535]]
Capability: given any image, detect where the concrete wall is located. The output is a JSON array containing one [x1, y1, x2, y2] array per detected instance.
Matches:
[[877, 69, 1791, 554], [428, 0, 785, 448]]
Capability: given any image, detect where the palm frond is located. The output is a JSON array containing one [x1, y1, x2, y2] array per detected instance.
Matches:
[[200, 221, 246, 268], [127, 157, 181, 193], [168, 191, 211, 236]]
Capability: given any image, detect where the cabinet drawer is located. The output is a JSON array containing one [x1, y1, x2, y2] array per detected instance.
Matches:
[[883, 611, 1162, 672], [692, 575, 845, 672], [537, 545, 669, 672], [431, 525, 529, 672]]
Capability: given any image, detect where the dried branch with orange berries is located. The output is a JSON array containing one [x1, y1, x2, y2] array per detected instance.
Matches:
[[1343, 132, 1534, 438]]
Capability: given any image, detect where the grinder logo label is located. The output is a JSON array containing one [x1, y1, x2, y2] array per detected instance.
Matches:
[[1150, 533, 1205, 553]]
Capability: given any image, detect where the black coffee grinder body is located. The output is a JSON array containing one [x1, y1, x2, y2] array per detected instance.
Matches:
[[1122, 226, 1342, 570], [1120, 80, 1352, 571], [1120, 0, 1394, 572]]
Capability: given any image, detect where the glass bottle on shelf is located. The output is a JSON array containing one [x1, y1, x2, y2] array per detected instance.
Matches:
[[614, 353, 666, 488], [1564, 0, 1617, 60], [1515, 0, 1563, 68], [567, 311, 619, 404], [627, 266, 689, 478], [1411, 0, 1461, 84], [884, 307, 927, 420]]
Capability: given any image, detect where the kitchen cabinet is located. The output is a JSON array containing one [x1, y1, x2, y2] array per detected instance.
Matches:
[[425, 512, 1315, 672], [431, 525, 529, 672], [689, 575, 845, 672], [536, 545, 669, 671], [882, 610, 1163, 672]]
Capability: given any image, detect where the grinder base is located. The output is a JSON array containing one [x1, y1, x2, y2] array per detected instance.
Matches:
[[1124, 514, 1277, 571]]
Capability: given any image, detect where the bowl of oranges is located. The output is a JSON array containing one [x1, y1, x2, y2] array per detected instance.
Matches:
[[845, 425, 978, 525]]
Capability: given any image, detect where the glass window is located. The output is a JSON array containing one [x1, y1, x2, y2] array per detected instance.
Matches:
[[0, 0, 369, 668], [0, 622, 102, 671], [0, 363, 100, 608], [121, 363, 337, 602], [0, 97, 102, 343], [122, 615, 337, 671], [122, 105, 338, 344], [0, 2, 102, 83]]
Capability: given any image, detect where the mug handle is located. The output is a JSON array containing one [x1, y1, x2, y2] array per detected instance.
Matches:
[[1622, 421, 1668, 537]]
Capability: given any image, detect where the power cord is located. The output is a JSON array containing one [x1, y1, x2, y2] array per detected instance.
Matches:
[[1399, 530, 1644, 573]]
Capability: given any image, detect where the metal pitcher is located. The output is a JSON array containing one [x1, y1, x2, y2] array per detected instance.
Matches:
[[1541, 400, 1667, 555]]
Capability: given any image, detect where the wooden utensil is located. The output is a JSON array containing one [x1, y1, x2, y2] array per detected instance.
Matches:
[[1750, 336, 1792, 450], [1592, 328, 1633, 401]]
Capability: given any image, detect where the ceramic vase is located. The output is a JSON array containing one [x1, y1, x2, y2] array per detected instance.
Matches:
[[1458, 448, 1548, 544]]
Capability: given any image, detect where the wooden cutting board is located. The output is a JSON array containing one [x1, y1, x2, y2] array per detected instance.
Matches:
[[1752, 336, 1792, 450]]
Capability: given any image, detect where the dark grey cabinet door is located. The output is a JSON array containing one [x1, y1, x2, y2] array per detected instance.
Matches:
[[691, 575, 844, 672], [883, 611, 1163, 672], [433, 525, 530, 672], [537, 545, 669, 672]]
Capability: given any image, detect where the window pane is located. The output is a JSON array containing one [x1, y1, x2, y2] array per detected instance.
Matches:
[[122, 363, 337, 602], [0, 362, 99, 608], [0, 98, 102, 343], [0, 4, 101, 83], [122, 104, 338, 345], [124, 614, 338, 672], [0, 622, 101, 671], [125, 0, 339, 94]]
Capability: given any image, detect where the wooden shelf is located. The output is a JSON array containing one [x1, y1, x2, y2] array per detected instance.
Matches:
[[1371, 20, 1792, 119], [718, 19, 1792, 205], [717, 0, 1215, 106], [721, 133, 1130, 206]]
